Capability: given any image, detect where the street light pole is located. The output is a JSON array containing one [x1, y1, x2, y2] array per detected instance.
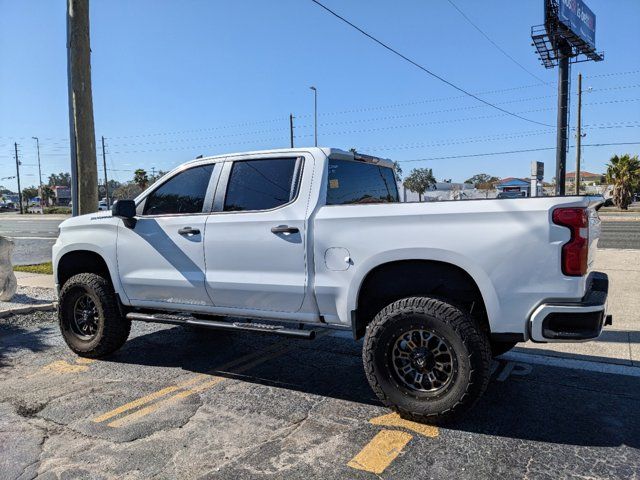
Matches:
[[309, 86, 317, 147], [32, 137, 43, 208], [14, 143, 23, 215]]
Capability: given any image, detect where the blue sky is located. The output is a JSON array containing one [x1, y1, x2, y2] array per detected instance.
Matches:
[[1, 0, 639, 190]]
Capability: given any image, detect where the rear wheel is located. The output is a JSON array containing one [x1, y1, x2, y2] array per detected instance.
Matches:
[[58, 273, 130, 358], [363, 296, 491, 424]]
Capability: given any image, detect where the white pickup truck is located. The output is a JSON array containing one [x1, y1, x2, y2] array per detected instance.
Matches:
[[53, 147, 611, 423]]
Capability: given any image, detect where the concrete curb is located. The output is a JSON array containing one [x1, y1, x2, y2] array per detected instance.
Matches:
[[0, 302, 56, 319]]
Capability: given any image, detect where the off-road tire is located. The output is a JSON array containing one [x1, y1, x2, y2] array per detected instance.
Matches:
[[363, 296, 491, 425], [490, 340, 518, 358], [58, 273, 131, 358]]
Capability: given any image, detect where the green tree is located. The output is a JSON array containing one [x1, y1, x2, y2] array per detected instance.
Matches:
[[41, 185, 55, 206], [114, 182, 142, 200], [133, 169, 149, 190], [403, 167, 436, 202], [22, 186, 39, 202], [47, 172, 71, 187], [465, 173, 500, 188], [606, 154, 640, 210], [150, 170, 168, 185]]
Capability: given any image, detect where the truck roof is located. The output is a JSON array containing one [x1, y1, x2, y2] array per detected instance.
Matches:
[[183, 147, 395, 169]]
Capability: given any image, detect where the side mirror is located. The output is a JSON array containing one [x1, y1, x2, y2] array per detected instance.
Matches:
[[112, 199, 137, 227], [112, 199, 136, 218]]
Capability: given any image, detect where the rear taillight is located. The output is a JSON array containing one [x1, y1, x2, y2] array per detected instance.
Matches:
[[552, 207, 589, 276]]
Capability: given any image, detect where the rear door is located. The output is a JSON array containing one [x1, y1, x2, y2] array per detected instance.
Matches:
[[116, 163, 219, 307], [203, 155, 309, 313]]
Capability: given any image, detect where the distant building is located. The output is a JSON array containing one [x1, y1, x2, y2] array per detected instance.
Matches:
[[401, 182, 475, 202], [566, 171, 604, 186], [53, 186, 71, 206], [496, 177, 530, 197]]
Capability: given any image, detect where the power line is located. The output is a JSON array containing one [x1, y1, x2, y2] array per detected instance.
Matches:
[[309, 0, 553, 128], [397, 141, 640, 163], [445, 0, 547, 84]]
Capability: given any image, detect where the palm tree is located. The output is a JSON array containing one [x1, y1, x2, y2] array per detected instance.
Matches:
[[403, 168, 436, 202], [606, 154, 640, 210], [133, 169, 149, 190]]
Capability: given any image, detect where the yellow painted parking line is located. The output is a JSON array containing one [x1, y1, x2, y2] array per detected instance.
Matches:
[[93, 385, 182, 423], [369, 412, 439, 438], [348, 412, 439, 474], [107, 377, 226, 428], [347, 429, 413, 474], [75, 357, 96, 365], [95, 330, 331, 428], [106, 337, 304, 428], [92, 340, 289, 424], [35, 357, 96, 375]]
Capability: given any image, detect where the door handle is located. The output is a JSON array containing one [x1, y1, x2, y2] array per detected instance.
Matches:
[[178, 227, 200, 235], [271, 225, 299, 234]]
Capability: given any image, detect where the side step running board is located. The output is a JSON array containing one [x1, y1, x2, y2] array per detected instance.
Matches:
[[126, 312, 316, 340]]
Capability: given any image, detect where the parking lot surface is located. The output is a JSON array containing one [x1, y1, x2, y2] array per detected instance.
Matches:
[[1, 311, 639, 479]]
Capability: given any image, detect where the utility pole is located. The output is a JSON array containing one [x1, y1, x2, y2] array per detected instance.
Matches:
[[101, 136, 109, 207], [14, 143, 23, 214], [32, 137, 43, 209], [67, 0, 98, 216], [289, 114, 294, 148], [575, 73, 582, 195], [555, 40, 571, 196], [310, 86, 318, 147]]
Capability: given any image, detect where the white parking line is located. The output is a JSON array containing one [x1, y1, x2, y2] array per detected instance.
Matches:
[[503, 351, 640, 378]]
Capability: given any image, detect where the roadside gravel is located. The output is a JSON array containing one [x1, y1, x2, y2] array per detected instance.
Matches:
[[0, 309, 56, 327], [0, 285, 55, 312]]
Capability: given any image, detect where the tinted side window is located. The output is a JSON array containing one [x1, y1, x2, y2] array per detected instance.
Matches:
[[224, 158, 299, 212], [143, 164, 213, 215], [327, 159, 399, 205]]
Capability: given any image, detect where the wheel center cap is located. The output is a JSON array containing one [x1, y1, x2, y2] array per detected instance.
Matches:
[[410, 347, 435, 371]]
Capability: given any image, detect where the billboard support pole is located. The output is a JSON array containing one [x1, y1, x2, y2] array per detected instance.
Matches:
[[555, 40, 571, 196], [575, 73, 582, 195]]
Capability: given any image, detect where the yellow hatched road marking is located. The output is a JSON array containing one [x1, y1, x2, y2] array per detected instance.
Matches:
[[347, 429, 412, 474]]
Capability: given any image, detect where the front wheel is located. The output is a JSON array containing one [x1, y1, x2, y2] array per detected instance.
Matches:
[[363, 296, 491, 425], [58, 273, 131, 358]]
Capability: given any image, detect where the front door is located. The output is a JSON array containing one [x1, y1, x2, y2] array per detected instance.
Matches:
[[204, 156, 309, 313], [117, 163, 217, 307]]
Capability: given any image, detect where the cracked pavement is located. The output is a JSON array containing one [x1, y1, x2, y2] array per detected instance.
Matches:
[[1, 311, 639, 479]]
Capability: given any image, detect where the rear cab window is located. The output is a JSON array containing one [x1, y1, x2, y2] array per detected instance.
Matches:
[[223, 158, 301, 212], [327, 159, 399, 205]]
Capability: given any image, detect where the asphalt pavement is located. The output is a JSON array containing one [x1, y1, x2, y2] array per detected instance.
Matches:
[[598, 220, 640, 249], [0, 312, 639, 479]]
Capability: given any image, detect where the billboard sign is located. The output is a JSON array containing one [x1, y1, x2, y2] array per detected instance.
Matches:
[[558, 0, 596, 49], [531, 161, 544, 180]]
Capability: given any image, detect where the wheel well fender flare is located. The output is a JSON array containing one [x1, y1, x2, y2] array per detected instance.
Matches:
[[346, 248, 500, 331]]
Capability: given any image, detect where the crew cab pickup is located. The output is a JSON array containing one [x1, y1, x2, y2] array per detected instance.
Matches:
[[53, 147, 611, 423]]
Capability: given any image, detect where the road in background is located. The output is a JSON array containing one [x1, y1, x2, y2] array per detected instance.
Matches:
[[598, 219, 640, 250], [0, 214, 68, 265]]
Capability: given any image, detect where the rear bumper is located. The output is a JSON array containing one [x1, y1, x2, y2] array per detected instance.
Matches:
[[529, 271, 612, 342]]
